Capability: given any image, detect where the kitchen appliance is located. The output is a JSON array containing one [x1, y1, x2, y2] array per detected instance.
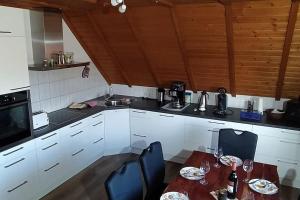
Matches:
[[157, 88, 165, 104], [169, 81, 186, 109], [198, 91, 209, 111], [284, 97, 300, 124], [0, 91, 33, 149], [32, 112, 49, 129], [214, 87, 228, 116]]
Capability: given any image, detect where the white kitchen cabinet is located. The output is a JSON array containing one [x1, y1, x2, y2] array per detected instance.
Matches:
[[105, 109, 130, 155], [0, 6, 25, 37], [0, 37, 30, 95]]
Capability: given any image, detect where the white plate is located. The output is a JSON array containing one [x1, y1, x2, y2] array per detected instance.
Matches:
[[160, 192, 189, 200], [180, 167, 204, 180], [220, 155, 243, 167], [248, 179, 278, 195]]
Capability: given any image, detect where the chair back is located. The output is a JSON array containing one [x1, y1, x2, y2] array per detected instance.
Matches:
[[219, 128, 258, 160], [140, 141, 165, 199], [105, 161, 143, 200]]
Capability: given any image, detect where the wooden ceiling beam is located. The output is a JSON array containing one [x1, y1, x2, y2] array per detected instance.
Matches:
[[87, 12, 132, 87], [169, 7, 197, 92], [276, 0, 300, 100], [62, 12, 112, 84], [224, 0, 236, 96], [125, 13, 161, 87]]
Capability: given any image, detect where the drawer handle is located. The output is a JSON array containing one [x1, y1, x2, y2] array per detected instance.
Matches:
[[72, 149, 84, 156], [41, 133, 57, 140], [281, 131, 299, 136], [44, 162, 60, 172], [133, 134, 146, 138], [42, 142, 58, 151], [10, 86, 30, 91], [3, 147, 24, 156], [70, 122, 82, 128], [92, 121, 103, 127], [132, 111, 146, 114], [92, 113, 103, 118], [207, 147, 215, 151], [159, 114, 174, 118], [278, 160, 298, 165], [4, 158, 25, 168], [279, 140, 300, 145], [0, 31, 12, 34], [208, 129, 219, 133], [71, 131, 83, 137], [93, 138, 104, 144], [7, 181, 28, 193], [208, 121, 225, 125]]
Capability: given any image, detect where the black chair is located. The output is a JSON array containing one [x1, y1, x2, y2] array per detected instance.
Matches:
[[218, 128, 258, 161], [139, 141, 167, 200], [105, 161, 143, 200]]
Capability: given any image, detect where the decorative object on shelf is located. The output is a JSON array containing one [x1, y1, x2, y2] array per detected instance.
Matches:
[[82, 66, 90, 78], [111, 0, 127, 13], [64, 52, 74, 64]]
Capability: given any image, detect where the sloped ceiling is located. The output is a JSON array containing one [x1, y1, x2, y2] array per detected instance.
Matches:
[[0, 0, 300, 100]]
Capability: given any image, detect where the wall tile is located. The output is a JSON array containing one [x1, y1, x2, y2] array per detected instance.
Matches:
[[38, 71, 50, 84], [38, 83, 50, 100], [29, 71, 38, 86], [30, 85, 40, 103], [31, 102, 41, 113]]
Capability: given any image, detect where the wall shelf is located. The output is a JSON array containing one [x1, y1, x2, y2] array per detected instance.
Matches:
[[28, 62, 90, 71]]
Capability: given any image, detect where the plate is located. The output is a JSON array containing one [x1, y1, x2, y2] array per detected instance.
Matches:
[[160, 192, 189, 200], [248, 179, 278, 195], [220, 155, 243, 167], [180, 167, 204, 180]]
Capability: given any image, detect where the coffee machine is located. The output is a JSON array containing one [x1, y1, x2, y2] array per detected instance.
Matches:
[[214, 87, 227, 116], [169, 81, 186, 109]]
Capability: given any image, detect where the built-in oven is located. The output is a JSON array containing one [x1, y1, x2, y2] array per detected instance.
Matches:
[[0, 90, 33, 150]]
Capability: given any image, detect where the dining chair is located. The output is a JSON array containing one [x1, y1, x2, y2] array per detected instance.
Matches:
[[105, 161, 143, 200], [139, 141, 167, 200], [218, 128, 258, 161]]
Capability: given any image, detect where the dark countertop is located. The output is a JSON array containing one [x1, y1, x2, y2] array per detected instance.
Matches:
[[33, 95, 300, 139]]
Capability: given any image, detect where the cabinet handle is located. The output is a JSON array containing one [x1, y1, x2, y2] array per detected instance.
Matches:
[[3, 147, 24, 156], [208, 129, 219, 133], [277, 160, 298, 165], [208, 121, 225, 125], [92, 113, 103, 118], [133, 134, 146, 138], [41, 133, 57, 140], [159, 114, 174, 118], [42, 142, 58, 150], [7, 181, 28, 193], [4, 158, 25, 168], [92, 121, 103, 127], [279, 140, 300, 145], [207, 147, 215, 150], [132, 111, 146, 114], [71, 131, 83, 137], [10, 86, 30, 91], [280, 131, 299, 136], [0, 31, 12, 34], [44, 162, 60, 172], [72, 148, 84, 156], [70, 122, 82, 128], [93, 138, 104, 144]]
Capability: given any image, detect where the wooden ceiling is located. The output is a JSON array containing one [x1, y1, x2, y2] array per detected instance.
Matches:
[[0, 0, 300, 99]]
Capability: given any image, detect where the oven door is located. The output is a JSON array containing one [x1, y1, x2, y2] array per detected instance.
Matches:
[[0, 100, 32, 148]]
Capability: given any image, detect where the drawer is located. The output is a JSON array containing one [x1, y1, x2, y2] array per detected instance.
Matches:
[[67, 146, 91, 174], [64, 128, 89, 150], [131, 132, 149, 149], [277, 139, 300, 161], [185, 117, 226, 128], [36, 142, 62, 169], [64, 119, 89, 132], [253, 125, 300, 140], [0, 140, 35, 165], [88, 137, 105, 162], [87, 120, 105, 143], [88, 112, 104, 124], [36, 131, 60, 148], [130, 109, 150, 118], [130, 117, 152, 132]]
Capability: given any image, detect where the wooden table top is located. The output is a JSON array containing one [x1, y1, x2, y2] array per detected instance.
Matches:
[[165, 151, 280, 200]]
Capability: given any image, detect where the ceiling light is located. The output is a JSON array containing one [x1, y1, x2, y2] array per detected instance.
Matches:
[[118, 4, 126, 13]]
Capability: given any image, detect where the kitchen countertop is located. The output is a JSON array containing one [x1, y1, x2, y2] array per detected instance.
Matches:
[[33, 95, 300, 138]]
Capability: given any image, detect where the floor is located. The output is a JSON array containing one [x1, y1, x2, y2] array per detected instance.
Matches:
[[42, 153, 300, 200]]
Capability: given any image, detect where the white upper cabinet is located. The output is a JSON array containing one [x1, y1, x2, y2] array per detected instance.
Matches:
[[0, 6, 25, 37]]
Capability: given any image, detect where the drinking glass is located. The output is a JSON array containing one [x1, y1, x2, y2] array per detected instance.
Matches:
[[213, 147, 223, 168], [243, 159, 254, 183], [199, 161, 210, 185]]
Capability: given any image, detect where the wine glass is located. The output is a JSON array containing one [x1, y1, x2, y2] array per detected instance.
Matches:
[[213, 147, 223, 168], [199, 160, 210, 185], [243, 159, 253, 183]]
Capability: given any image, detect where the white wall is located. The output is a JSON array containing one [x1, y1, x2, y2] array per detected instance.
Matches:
[[28, 18, 108, 113]]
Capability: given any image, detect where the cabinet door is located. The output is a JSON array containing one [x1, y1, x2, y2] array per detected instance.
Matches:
[[0, 37, 29, 95], [0, 6, 25, 37], [105, 109, 130, 155]]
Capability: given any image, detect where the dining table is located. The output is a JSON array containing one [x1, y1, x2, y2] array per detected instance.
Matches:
[[164, 151, 280, 200]]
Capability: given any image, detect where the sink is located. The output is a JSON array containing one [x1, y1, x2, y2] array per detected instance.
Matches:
[[104, 96, 131, 107]]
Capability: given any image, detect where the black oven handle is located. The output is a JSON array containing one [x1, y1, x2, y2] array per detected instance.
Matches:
[[0, 100, 28, 111]]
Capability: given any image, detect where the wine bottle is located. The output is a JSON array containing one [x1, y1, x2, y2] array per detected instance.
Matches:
[[227, 161, 238, 199]]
